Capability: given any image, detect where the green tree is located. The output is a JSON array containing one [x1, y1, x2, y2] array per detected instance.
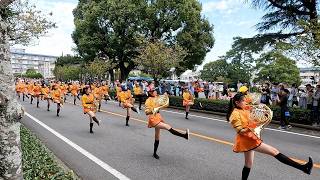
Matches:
[[23, 69, 43, 79], [255, 51, 301, 85], [7, 0, 56, 45], [134, 41, 186, 82], [55, 55, 83, 66], [53, 65, 81, 81], [85, 59, 115, 80], [245, 0, 319, 46], [239, 1, 320, 65], [200, 59, 230, 82], [72, 0, 214, 80]]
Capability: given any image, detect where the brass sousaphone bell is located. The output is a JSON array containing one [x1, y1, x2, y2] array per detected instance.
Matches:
[[248, 94, 273, 139], [152, 94, 169, 115]]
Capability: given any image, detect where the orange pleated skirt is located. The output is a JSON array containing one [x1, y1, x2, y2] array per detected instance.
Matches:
[[148, 113, 164, 128], [183, 100, 193, 106], [233, 131, 262, 153]]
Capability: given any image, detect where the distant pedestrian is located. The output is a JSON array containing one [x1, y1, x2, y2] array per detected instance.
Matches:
[[277, 89, 292, 130], [260, 83, 271, 105], [312, 85, 320, 127]]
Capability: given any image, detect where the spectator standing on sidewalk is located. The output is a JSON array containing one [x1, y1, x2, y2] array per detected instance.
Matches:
[[312, 85, 320, 127], [204, 82, 209, 99], [290, 83, 299, 107], [260, 83, 271, 105], [271, 83, 279, 105], [298, 89, 307, 109], [277, 89, 292, 130], [306, 84, 313, 110]]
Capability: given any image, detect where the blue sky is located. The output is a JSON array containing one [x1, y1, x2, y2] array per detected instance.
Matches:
[[15, 0, 265, 70]]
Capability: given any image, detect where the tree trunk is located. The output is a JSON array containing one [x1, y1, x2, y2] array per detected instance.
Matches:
[[108, 69, 114, 82], [0, 12, 24, 179]]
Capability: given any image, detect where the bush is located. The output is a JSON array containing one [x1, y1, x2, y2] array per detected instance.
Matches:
[[21, 126, 76, 180], [169, 96, 312, 125]]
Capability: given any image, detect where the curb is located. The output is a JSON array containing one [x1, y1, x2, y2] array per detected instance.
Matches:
[[168, 106, 320, 131]]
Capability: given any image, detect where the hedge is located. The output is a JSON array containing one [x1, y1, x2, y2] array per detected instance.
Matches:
[[169, 96, 313, 125], [21, 125, 76, 180]]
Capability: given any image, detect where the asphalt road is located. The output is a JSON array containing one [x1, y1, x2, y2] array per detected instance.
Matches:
[[20, 96, 320, 180]]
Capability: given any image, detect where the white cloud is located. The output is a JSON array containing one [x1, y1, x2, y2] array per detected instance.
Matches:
[[13, 0, 77, 56], [202, 0, 244, 13]]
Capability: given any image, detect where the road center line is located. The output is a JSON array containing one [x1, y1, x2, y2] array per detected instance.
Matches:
[[25, 112, 130, 180]]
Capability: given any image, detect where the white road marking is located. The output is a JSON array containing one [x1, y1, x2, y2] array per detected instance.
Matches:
[[108, 100, 320, 139], [25, 112, 130, 180]]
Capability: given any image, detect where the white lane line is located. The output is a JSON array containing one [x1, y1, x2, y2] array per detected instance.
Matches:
[[25, 112, 130, 180], [107, 100, 320, 139]]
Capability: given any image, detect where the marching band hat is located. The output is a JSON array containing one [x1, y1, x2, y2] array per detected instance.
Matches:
[[239, 86, 248, 93]]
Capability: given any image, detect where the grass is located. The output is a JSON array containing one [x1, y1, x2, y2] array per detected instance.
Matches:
[[21, 125, 77, 180]]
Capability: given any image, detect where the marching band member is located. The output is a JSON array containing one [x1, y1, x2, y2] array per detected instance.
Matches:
[[116, 83, 122, 107], [118, 86, 139, 126], [27, 81, 34, 104], [60, 82, 68, 103], [101, 81, 110, 103], [79, 82, 86, 97], [15, 80, 24, 100], [51, 84, 63, 117], [82, 86, 100, 133], [41, 83, 51, 111], [70, 82, 80, 105], [145, 88, 189, 159], [93, 83, 103, 112], [182, 87, 194, 119], [22, 81, 29, 101], [133, 81, 143, 110], [227, 93, 313, 180], [32, 82, 42, 108], [239, 86, 252, 110]]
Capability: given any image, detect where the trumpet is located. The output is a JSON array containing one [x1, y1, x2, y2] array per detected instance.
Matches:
[[152, 94, 169, 115]]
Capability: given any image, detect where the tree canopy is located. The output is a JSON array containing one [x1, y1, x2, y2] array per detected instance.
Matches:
[[237, 0, 320, 65], [134, 41, 186, 81], [5, 0, 56, 45], [254, 51, 301, 85], [72, 0, 214, 80]]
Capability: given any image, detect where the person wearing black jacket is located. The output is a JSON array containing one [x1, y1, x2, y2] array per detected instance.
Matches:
[[277, 89, 292, 130], [260, 83, 271, 105]]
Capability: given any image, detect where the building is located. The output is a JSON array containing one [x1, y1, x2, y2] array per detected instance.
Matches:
[[10, 49, 58, 78], [179, 70, 200, 81], [299, 67, 320, 85]]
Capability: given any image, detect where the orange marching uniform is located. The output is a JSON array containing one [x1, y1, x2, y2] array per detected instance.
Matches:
[[93, 87, 102, 101], [70, 84, 79, 96], [41, 86, 50, 99], [119, 90, 133, 108], [182, 91, 193, 106], [32, 84, 42, 97], [15, 82, 24, 93], [60, 84, 68, 96], [82, 93, 96, 113], [101, 85, 109, 97], [51, 88, 62, 104], [229, 108, 261, 153], [145, 96, 165, 128], [27, 83, 34, 96], [116, 86, 122, 98]]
